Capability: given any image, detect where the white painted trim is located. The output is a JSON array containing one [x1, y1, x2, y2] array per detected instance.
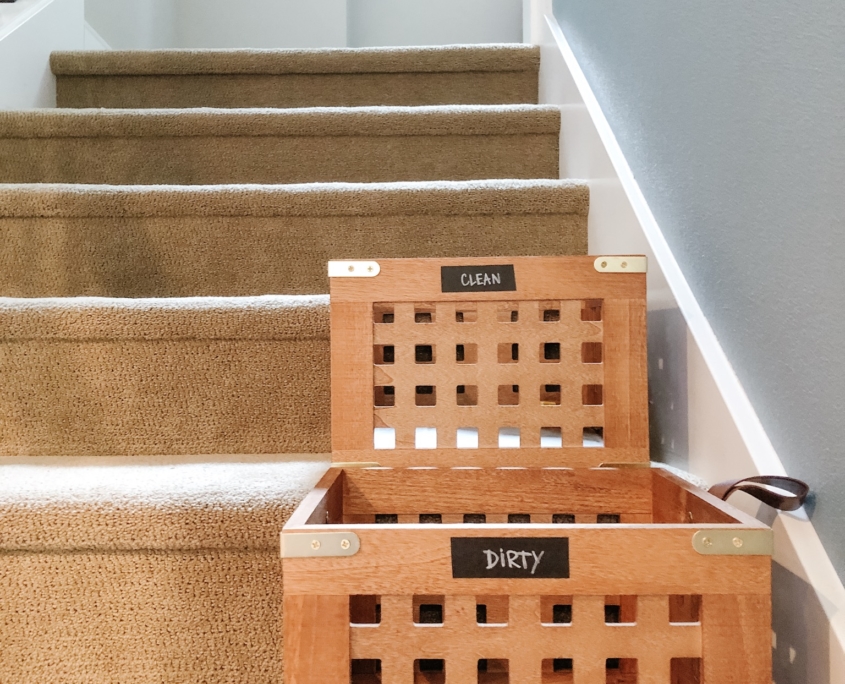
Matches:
[[0, 0, 54, 41], [83, 20, 111, 50], [535, 6, 845, 678]]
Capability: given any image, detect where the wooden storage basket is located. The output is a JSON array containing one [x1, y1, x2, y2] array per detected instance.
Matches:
[[282, 256, 771, 684]]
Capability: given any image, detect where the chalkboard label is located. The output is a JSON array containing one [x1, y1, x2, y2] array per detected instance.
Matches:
[[450, 537, 569, 578], [441, 265, 516, 293]]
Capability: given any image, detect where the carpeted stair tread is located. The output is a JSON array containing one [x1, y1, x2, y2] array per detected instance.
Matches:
[[0, 457, 327, 551], [51, 44, 540, 108], [0, 105, 559, 184], [0, 457, 326, 684], [0, 180, 588, 297], [0, 295, 331, 456]]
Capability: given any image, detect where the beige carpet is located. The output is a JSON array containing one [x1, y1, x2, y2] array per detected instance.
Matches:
[[52, 44, 540, 109], [0, 456, 328, 684], [0, 179, 587, 297], [0, 105, 559, 184]]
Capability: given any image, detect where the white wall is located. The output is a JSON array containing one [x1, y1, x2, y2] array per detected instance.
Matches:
[[0, 0, 84, 108], [347, 0, 522, 47], [86, 0, 523, 51]]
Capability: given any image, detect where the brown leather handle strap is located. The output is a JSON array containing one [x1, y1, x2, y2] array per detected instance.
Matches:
[[708, 475, 809, 512]]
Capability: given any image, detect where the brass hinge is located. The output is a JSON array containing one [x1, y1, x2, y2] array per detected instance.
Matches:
[[328, 260, 380, 277], [692, 529, 773, 556], [593, 256, 648, 273], [281, 532, 360, 559]]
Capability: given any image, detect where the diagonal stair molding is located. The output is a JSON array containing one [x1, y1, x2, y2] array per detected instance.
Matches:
[[529, 3, 845, 679]]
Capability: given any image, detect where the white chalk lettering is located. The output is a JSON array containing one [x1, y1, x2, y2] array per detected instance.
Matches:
[[492, 273, 501, 285], [530, 550, 545, 575], [483, 549, 500, 569], [461, 273, 471, 286]]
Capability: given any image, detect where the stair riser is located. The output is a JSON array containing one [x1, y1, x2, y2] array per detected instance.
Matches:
[[57, 72, 538, 109], [0, 336, 330, 456], [0, 134, 557, 184], [0, 214, 585, 297]]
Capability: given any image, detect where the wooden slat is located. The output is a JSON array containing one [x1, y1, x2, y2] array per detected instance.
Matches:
[[283, 594, 349, 684], [701, 594, 771, 683], [651, 469, 758, 526], [284, 466, 340, 528], [341, 467, 653, 517], [283, 526, 771, 596], [332, 300, 374, 452]]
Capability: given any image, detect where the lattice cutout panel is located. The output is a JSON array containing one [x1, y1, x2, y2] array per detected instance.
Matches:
[[330, 256, 648, 467], [350, 595, 701, 684], [372, 299, 604, 451]]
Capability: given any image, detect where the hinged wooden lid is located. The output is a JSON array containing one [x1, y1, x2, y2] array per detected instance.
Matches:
[[329, 256, 648, 468]]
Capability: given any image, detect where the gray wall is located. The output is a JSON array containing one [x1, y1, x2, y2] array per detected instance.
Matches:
[[553, 0, 845, 580], [347, 0, 522, 47]]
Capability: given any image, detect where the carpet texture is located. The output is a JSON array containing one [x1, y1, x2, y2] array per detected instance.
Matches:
[[0, 105, 559, 185], [52, 44, 540, 109], [0, 179, 588, 297], [0, 296, 330, 456], [0, 457, 328, 684]]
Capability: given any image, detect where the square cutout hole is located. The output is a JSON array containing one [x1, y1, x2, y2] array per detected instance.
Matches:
[[456, 343, 478, 364], [415, 427, 437, 449], [374, 304, 394, 324], [508, 513, 531, 523], [541, 342, 561, 363], [541, 427, 562, 448], [455, 306, 478, 323], [498, 427, 520, 448], [476, 596, 508, 625], [497, 304, 519, 323], [350, 595, 381, 625], [457, 427, 479, 448], [351, 659, 381, 684], [419, 514, 442, 524], [414, 306, 435, 324], [464, 513, 486, 524], [542, 308, 561, 322], [605, 596, 636, 624], [456, 385, 479, 406], [670, 658, 701, 684], [597, 514, 621, 524], [582, 385, 603, 405], [552, 513, 575, 524], [497, 343, 519, 363], [373, 345, 394, 365], [605, 658, 637, 683], [541, 596, 573, 624], [373, 427, 395, 449], [498, 385, 519, 406], [540, 384, 561, 405], [669, 595, 702, 624], [374, 386, 395, 407], [375, 514, 398, 524], [415, 659, 445, 684], [415, 345, 435, 364], [581, 299, 602, 321], [583, 427, 604, 447], [582, 342, 603, 364], [416, 386, 436, 406], [478, 659, 508, 684], [542, 658, 573, 684], [413, 595, 444, 624]]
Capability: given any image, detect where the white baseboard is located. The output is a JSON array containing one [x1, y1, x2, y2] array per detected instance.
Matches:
[[534, 6, 845, 682]]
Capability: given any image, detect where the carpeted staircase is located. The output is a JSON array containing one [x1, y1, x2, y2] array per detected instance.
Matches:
[[0, 44, 589, 683]]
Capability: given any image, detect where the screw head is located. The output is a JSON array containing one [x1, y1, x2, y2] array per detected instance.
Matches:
[[601, 260, 608, 268], [347, 265, 354, 272], [702, 537, 713, 547], [621, 261, 628, 268], [310, 539, 321, 550], [367, 266, 374, 272], [733, 537, 744, 548], [340, 539, 351, 550]]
